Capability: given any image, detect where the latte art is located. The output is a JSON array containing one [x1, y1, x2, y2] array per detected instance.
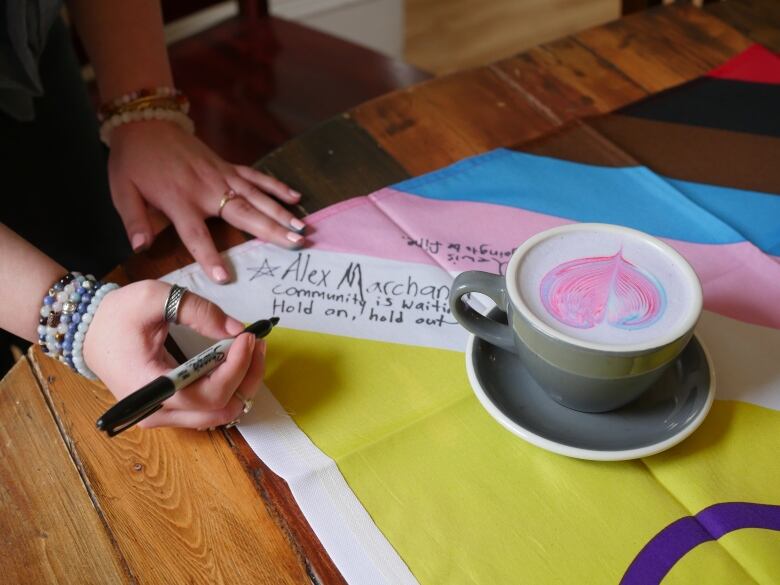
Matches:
[[540, 250, 666, 331], [515, 226, 698, 347]]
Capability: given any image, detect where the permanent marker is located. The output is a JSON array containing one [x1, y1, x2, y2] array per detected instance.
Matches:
[[96, 317, 278, 437]]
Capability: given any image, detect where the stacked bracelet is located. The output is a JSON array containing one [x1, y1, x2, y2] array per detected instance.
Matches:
[[98, 86, 194, 146], [38, 272, 99, 361], [38, 272, 119, 380], [71, 283, 120, 380], [98, 86, 188, 121]]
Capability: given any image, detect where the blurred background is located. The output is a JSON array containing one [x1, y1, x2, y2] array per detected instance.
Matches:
[[163, 0, 624, 75]]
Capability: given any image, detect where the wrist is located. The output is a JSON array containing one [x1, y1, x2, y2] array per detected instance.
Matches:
[[98, 86, 193, 146], [36, 271, 120, 380]]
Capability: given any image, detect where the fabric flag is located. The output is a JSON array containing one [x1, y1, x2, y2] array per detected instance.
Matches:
[[163, 44, 780, 585]]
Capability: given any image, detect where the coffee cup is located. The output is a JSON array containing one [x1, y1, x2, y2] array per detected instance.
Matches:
[[450, 224, 702, 412]]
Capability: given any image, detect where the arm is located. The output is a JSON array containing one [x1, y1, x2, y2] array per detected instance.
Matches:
[[0, 223, 262, 430], [0, 224, 66, 342], [66, 0, 172, 103], [66, 0, 306, 284]]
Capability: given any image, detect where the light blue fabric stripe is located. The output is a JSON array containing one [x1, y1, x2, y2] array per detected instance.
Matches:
[[668, 179, 780, 256], [393, 149, 746, 246]]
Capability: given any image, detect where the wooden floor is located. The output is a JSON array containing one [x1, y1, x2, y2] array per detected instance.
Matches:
[[406, 0, 620, 75]]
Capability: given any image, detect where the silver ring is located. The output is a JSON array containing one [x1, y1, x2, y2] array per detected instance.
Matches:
[[235, 390, 254, 415], [164, 284, 188, 324]]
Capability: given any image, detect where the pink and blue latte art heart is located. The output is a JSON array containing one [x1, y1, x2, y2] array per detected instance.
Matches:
[[539, 250, 667, 331]]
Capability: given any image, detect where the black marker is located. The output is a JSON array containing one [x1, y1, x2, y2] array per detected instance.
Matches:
[[96, 317, 279, 437]]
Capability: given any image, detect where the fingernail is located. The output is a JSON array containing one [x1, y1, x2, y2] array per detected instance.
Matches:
[[286, 232, 304, 246], [213, 266, 229, 283], [226, 317, 244, 336], [290, 218, 306, 232], [290, 190, 302, 200], [131, 233, 148, 252], [258, 340, 267, 355]]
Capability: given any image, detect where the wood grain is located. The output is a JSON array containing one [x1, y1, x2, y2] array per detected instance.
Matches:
[[706, 0, 780, 51], [491, 36, 648, 121], [576, 4, 751, 93], [30, 350, 311, 585], [353, 66, 558, 175], [257, 114, 411, 213], [0, 359, 129, 585]]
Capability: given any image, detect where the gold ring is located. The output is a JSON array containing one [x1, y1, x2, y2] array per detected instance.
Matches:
[[218, 189, 239, 218]]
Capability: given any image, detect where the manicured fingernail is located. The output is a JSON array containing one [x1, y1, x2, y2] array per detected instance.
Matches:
[[286, 232, 304, 245], [290, 218, 306, 232], [226, 317, 244, 335], [131, 233, 148, 252], [213, 266, 229, 283]]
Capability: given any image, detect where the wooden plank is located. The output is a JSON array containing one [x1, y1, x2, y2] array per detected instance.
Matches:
[[256, 114, 411, 213], [706, 0, 780, 51], [353, 66, 558, 176], [0, 359, 129, 585], [576, 4, 752, 93], [29, 350, 311, 585], [491, 36, 648, 123]]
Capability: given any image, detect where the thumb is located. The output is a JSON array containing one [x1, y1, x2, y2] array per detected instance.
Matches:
[[112, 180, 154, 252], [176, 290, 245, 339]]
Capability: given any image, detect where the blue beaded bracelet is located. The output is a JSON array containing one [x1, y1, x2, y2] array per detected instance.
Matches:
[[38, 272, 99, 361], [38, 272, 119, 380], [71, 282, 120, 380]]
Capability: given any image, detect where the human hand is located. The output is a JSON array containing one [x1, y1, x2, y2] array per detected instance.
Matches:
[[108, 120, 306, 283], [83, 280, 264, 430]]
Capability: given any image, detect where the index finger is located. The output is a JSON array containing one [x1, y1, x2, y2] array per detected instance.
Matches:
[[174, 215, 231, 284]]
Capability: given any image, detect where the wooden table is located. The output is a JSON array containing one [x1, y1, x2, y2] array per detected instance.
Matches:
[[2, 3, 777, 583]]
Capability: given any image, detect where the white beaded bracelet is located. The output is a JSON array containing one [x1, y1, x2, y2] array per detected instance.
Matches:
[[99, 108, 195, 146], [71, 282, 120, 380]]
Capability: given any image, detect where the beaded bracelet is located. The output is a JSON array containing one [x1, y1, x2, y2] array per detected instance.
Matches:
[[98, 86, 187, 121], [38, 272, 119, 380], [98, 86, 194, 146], [38, 272, 99, 361], [71, 283, 120, 380], [99, 108, 194, 146]]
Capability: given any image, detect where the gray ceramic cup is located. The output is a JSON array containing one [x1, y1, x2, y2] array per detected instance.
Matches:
[[450, 224, 703, 413]]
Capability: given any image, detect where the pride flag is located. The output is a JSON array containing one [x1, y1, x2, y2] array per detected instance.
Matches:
[[165, 45, 780, 585]]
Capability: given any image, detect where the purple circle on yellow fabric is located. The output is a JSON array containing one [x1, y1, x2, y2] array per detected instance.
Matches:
[[539, 251, 666, 331], [621, 502, 780, 585]]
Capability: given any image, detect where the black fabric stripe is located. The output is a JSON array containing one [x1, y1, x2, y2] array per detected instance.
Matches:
[[619, 77, 780, 138]]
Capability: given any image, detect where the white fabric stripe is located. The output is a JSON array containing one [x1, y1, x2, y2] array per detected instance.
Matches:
[[697, 310, 780, 411], [238, 387, 419, 585]]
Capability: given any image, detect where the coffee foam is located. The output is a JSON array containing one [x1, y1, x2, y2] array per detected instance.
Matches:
[[515, 228, 696, 347]]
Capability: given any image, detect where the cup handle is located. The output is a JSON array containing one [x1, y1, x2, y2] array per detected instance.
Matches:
[[450, 271, 515, 352]]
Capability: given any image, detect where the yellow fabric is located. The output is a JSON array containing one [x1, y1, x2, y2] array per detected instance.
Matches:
[[265, 328, 780, 584]]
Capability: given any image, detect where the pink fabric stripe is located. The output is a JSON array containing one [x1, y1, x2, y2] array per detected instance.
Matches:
[[305, 189, 780, 329]]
